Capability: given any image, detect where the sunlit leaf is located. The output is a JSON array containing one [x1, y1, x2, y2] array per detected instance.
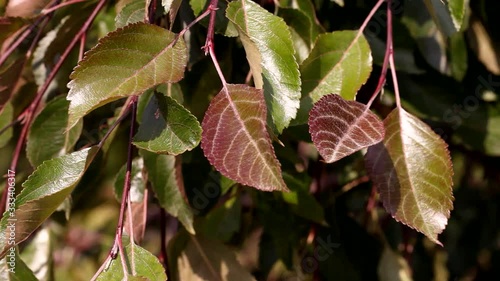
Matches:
[[0, 147, 99, 257], [96, 239, 166, 281], [27, 96, 83, 167], [67, 22, 187, 129], [0, 248, 37, 281], [133, 92, 201, 155], [226, 0, 301, 133], [365, 108, 454, 245], [295, 31, 372, 124], [141, 150, 195, 234], [115, 0, 145, 28], [468, 17, 500, 75], [201, 84, 287, 191], [309, 94, 384, 163], [174, 235, 256, 281]]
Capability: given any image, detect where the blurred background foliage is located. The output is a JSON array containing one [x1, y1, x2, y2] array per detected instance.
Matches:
[[1, 0, 500, 280]]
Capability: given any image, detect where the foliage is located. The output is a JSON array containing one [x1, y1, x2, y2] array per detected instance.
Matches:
[[0, 0, 499, 280]]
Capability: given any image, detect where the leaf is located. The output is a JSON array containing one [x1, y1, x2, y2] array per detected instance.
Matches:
[[282, 173, 324, 224], [295, 31, 372, 124], [226, 0, 301, 133], [308, 94, 384, 163], [96, 239, 166, 281], [0, 102, 13, 149], [114, 157, 146, 202], [115, 0, 145, 28], [201, 84, 287, 191], [133, 92, 201, 155], [26, 96, 83, 167], [377, 246, 413, 281], [468, 16, 500, 75], [175, 235, 256, 281], [67, 22, 187, 129], [277, 8, 314, 63], [198, 195, 241, 242], [0, 147, 99, 257], [423, 0, 458, 36], [19, 227, 52, 281], [141, 150, 195, 234], [448, 0, 468, 31], [0, 248, 37, 281], [364, 108, 454, 245]]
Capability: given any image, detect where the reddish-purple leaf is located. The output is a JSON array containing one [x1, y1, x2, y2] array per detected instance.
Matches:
[[365, 108, 454, 245], [308, 94, 384, 163], [201, 84, 287, 192]]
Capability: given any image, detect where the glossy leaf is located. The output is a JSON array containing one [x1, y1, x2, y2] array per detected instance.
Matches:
[[115, 0, 145, 28], [141, 150, 195, 234], [175, 235, 256, 281], [26, 96, 83, 167], [296, 31, 372, 124], [96, 239, 166, 281], [67, 22, 187, 129], [201, 84, 287, 191], [226, 0, 301, 133], [365, 108, 454, 245], [133, 92, 201, 155], [309, 94, 384, 163], [278, 8, 314, 63], [0, 249, 37, 281], [0, 147, 99, 257]]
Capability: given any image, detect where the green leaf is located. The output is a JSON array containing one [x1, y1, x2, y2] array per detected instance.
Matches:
[[133, 92, 201, 155], [173, 235, 256, 281], [0, 102, 13, 149], [114, 157, 146, 202], [308, 94, 384, 163], [282, 173, 324, 224], [226, 0, 301, 133], [364, 108, 454, 245], [447, 0, 468, 31], [198, 195, 241, 242], [295, 31, 372, 124], [201, 84, 288, 191], [141, 150, 195, 234], [0, 147, 99, 257], [0, 248, 38, 281], [277, 8, 314, 63], [26, 96, 83, 167], [96, 239, 166, 281], [67, 22, 187, 129], [115, 0, 145, 28]]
